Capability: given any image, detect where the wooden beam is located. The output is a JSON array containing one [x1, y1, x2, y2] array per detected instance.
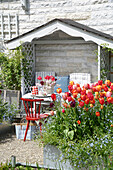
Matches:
[[98, 45, 101, 80]]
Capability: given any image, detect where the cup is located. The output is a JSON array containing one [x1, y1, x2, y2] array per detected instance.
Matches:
[[32, 86, 38, 95]]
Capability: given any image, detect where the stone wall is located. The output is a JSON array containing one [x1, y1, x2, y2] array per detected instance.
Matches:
[[0, 0, 113, 37], [35, 31, 98, 82]]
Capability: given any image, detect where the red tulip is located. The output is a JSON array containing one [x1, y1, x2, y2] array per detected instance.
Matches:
[[107, 97, 113, 104], [105, 80, 111, 86], [87, 92, 94, 100], [68, 85, 73, 92], [98, 80, 103, 85], [96, 112, 100, 117], [65, 92, 71, 97], [84, 83, 90, 89], [104, 86, 108, 92], [99, 97, 104, 105], [51, 76, 55, 81], [51, 93, 56, 101], [81, 94, 86, 101], [37, 76, 42, 80], [85, 98, 90, 105], [90, 99, 95, 104], [44, 75, 51, 80], [81, 90, 86, 95], [73, 93, 77, 98], [79, 101, 84, 107], [62, 93, 67, 100], [77, 120, 81, 125], [110, 85, 113, 91], [67, 96, 72, 102], [76, 87, 81, 93], [62, 109, 65, 113]]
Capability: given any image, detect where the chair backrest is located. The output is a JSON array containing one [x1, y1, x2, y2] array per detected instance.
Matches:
[[21, 98, 44, 118], [70, 73, 91, 87], [35, 72, 55, 84]]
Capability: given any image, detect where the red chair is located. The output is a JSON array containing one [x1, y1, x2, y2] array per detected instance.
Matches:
[[21, 98, 49, 141]]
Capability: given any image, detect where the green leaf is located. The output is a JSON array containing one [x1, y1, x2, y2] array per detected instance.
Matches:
[[68, 130, 74, 140], [73, 123, 76, 127], [74, 128, 77, 132], [64, 129, 69, 137]]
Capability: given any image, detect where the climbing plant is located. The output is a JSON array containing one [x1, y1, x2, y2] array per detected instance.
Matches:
[[0, 45, 32, 90], [95, 44, 112, 82]]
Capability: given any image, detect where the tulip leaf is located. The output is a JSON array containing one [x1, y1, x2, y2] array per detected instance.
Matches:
[[75, 128, 77, 132], [73, 123, 76, 127], [64, 129, 69, 137], [68, 130, 74, 140]]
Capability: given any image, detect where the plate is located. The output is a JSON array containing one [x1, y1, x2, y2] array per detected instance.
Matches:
[[31, 94, 51, 98]]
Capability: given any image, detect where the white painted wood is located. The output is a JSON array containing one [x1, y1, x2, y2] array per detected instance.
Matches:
[[33, 40, 93, 45], [15, 14, 19, 37], [57, 21, 113, 48], [98, 45, 101, 80], [1, 14, 3, 40], [70, 73, 91, 87], [0, 14, 19, 41], [6, 20, 113, 49], [21, 42, 35, 95], [6, 21, 59, 49], [8, 14, 11, 40]]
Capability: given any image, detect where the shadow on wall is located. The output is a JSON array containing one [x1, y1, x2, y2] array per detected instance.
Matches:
[[0, 0, 30, 14], [0, 40, 5, 52]]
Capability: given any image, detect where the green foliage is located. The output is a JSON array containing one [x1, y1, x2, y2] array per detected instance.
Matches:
[[95, 43, 113, 82], [0, 91, 18, 122], [0, 46, 31, 90], [41, 109, 113, 168], [0, 161, 50, 169], [39, 80, 113, 169]]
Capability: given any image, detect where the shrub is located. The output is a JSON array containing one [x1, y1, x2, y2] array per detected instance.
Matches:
[[0, 46, 31, 90], [0, 90, 18, 123]]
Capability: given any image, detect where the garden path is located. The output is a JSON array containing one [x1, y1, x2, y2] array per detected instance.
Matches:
[[0, 131, 43, 165]]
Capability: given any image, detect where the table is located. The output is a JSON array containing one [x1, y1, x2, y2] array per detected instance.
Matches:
[[22, 93, 52, 113]]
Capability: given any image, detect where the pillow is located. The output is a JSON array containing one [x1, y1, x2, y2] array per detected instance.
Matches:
[[54, 76, 69, 93]]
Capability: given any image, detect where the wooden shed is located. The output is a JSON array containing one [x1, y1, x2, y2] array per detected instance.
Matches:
[[5, 19, 113, 95]]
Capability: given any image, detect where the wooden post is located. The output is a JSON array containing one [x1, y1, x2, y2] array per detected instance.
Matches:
[[8, 14, 11, 40], [4, 90, 6, 103], [98, 45, 101, 80]]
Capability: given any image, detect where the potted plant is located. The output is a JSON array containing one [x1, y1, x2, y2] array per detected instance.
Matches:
[[37, 80, 113, 169], [0, 90, 19, 135], [36, 75, 56, 96]]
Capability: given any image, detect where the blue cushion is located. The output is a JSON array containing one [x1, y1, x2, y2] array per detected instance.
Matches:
[[54, 76, 69, 93]]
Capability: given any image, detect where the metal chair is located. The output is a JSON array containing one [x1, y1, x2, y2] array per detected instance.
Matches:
[[21, 98, 49, 141]]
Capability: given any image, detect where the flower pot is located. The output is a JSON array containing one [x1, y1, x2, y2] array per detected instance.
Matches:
[[43, 86, 54, 95], [15, 123, 37, 140], [43, 144, 74, 170], [43, 144, 106, 170]]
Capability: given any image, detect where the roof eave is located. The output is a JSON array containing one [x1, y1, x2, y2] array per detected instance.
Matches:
[[5, 19, 113, 49]]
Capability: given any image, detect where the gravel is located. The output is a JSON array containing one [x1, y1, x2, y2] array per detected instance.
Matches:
[[0, 128, 43, 166]]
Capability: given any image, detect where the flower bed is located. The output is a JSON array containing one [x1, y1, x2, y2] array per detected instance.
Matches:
[[39, 80, 113, 169]]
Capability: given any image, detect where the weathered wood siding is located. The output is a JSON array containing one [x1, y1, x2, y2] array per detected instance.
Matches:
[[35, 31, 98, 82]]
